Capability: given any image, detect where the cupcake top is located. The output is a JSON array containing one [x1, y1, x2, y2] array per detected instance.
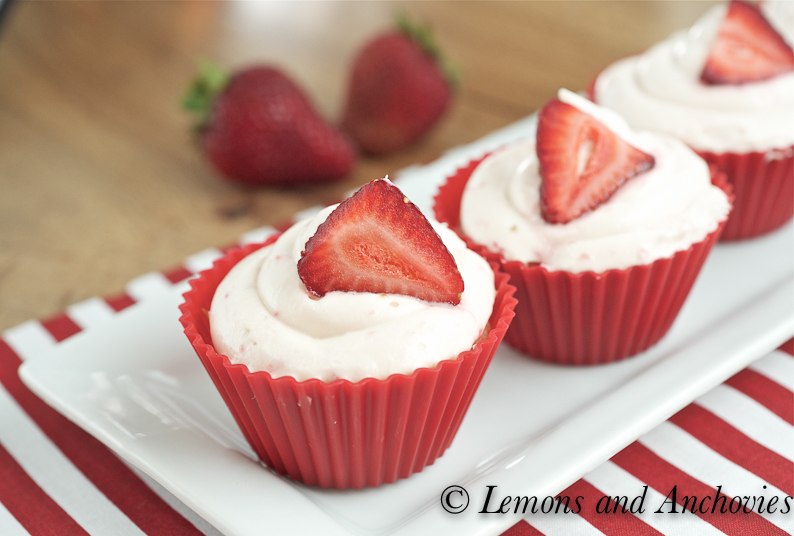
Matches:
[[593, 0, 794, 153], [459, 89, 731, 273], [210, 180, 495, 383]]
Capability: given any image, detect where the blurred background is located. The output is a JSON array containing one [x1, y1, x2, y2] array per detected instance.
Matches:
[[0, 1, 719, 331]]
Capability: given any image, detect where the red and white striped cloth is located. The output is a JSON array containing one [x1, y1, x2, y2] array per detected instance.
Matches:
[[1, 230, 792, 535]]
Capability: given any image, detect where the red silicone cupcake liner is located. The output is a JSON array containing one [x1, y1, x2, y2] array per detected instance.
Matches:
[[434, 156, 732, 365], [695, 148, 793, 241], [179, 238, 517, 489]]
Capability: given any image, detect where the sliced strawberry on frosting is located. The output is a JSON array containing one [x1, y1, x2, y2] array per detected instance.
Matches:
[[701, 0, 794, 85], [537, 99, 655, 224], [298, 179, 464, 305]]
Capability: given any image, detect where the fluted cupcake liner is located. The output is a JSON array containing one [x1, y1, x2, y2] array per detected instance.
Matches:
[[695, 148, 793, 241], [434, 157, 732, 365], [179, 238, 517, 489]]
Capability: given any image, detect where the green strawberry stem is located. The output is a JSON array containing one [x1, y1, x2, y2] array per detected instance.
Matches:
[[396, 12, 460, 90], [181, 60, 230, 129]]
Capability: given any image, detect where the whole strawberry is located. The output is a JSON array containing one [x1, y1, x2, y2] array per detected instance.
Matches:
[[183, 63, 356, 186], [341, 15, 457, 156]]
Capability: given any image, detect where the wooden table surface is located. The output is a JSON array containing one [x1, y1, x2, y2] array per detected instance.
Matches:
[[0, 0, 719, 332]]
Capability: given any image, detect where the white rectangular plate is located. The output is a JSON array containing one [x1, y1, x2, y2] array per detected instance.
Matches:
[[19, 115, 794, 536]]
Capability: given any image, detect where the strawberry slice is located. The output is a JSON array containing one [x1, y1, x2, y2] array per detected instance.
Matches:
[[297, 179, 464, 305], [537, 99, 655, 224], [701, 0, 794, 85]]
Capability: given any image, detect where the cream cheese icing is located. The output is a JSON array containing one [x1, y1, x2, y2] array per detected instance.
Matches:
[[593, 2, 794, 154], [209, 204, 496, 383], [459, 90, 731, 273]]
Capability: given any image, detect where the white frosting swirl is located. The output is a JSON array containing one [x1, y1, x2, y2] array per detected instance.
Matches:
[[210, 205, 496, 383], [459, 90, 731, 273], [594, 2, 794, 153]]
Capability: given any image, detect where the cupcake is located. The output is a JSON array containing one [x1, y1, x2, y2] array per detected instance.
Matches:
[[179, 179, 516, 489], [434, 89, 732, 365], [591, 0, 793, 240]]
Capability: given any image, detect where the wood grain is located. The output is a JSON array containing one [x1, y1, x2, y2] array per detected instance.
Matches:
[[0, 1, 718, 331]]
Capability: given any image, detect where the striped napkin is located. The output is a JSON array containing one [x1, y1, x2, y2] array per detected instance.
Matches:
[[506, 341, 793, 536]]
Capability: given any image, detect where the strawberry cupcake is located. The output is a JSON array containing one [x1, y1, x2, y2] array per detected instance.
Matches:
[[591, 0, 793, 240], [180, 179, 516, 489], [435, 89, 732, 365]]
